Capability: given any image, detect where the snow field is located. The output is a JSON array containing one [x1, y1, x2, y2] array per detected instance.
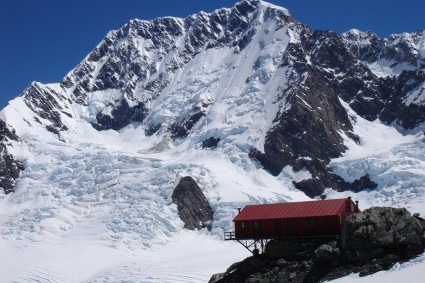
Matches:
[[0, 119, 302, 281], [0, 229, 250, 283], [1, 95, 425, 282], [2, 106, 425, 282], [327, 253, 425, 283], [330, 107, 425, 214]]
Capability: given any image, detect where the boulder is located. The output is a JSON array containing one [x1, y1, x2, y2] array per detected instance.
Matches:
[[343, 207, 425, 261], [264, 238, 333, 260], [210, 256, 273, 283], [202, 137, 220, 149], [209, 272, 224, 283], [171, 176, 213, 230], [314, 242, 341, 265]]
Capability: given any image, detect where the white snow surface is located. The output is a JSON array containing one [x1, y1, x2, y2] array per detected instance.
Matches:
[[0, 119, 307, 282], [368, 58, 416, 78], [1, 102, 425, 282]]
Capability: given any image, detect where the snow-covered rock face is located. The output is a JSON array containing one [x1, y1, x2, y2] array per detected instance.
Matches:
[[342, 29, 425, 75], [342, 29, 425, 129], [1, 1, 425, 281], [60, 0, 291, 132], [1, 0, 425, 197], [0, 120, 23, 194]]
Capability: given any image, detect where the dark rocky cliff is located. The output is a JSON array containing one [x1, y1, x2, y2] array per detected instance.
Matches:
[[249, 27, 386, 196], [342, 29, 425, 129], [172, 176, 213, 230], [0, 120, 23, 194]]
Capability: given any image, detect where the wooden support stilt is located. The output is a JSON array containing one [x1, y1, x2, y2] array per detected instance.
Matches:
[[235, 238, 270, 255]]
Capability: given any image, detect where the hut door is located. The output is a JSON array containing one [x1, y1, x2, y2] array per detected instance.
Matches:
[[308, 218, 316, 236], [253, 221, 262, 237], [287, 219, 295, 236], [323, 217, 332, 235]]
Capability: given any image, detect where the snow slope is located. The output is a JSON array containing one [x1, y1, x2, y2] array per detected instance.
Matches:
[[0, 118, 307, 282], [1, 101, 425, 282]]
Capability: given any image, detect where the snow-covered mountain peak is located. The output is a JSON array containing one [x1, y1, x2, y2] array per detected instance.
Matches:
[[19, 0, 306, 143], [1, 1, 425, 281], [58, 0, 294, 108], [342, 29, 379, 45], [342, 28, 425, 77], [238, 0, 290, 16], [1, 0, 424, 197]]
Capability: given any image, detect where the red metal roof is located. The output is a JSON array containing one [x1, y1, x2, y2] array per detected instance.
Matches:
[[233, 198, 350, 221]]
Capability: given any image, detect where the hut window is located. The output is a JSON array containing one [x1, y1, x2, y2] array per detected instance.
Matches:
[[241, 221, 246, 229], [254, 221, 260, 229], [308, 218, 316, 227], [324, 218, 331, 228], [274, 219, 280, 230], [287, 219, 295, 229]]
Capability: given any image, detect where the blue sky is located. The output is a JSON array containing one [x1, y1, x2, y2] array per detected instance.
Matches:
[[1, 0, 424, 109]]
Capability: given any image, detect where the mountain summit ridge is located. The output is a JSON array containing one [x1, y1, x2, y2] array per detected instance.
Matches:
[[1, 0, 424, 197]]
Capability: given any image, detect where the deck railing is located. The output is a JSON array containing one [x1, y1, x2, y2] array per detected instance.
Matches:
[[224, 231, 236, 240], [224, 231, 340, 241]]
